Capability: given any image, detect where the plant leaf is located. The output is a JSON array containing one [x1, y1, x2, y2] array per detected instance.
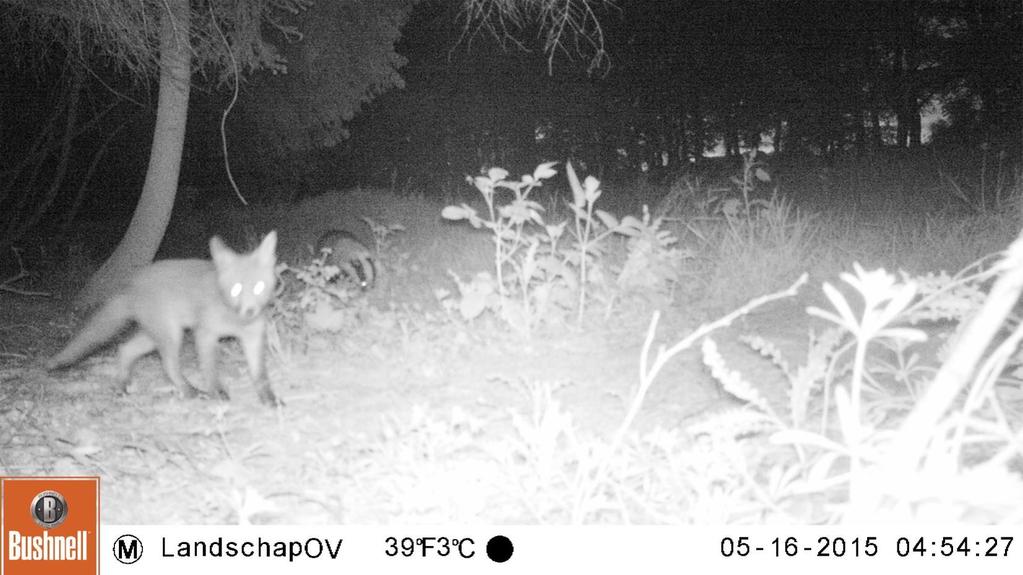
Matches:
[[472, 176, 494, 195], [533, 161, 558, 180], [566, 161, 585, 208], [820, 282, 859, 331], [620, 215, 642, 229], [583, 175, 601, 203], [595, 209, 619, 229], [441, 205, 468, 220]]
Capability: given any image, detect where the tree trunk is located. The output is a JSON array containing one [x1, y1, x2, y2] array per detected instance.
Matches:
[[908, 104, 922, 147], [674, 103, 687, 165], [75, 0, 191, 309], [725, 129, 738, 158], [869, 108, 882, 151], [690, 92, 704, 161]]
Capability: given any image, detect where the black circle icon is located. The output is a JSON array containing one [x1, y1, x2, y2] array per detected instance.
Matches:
[[113, 534, 143, 564], [486, 535, 514, 563]]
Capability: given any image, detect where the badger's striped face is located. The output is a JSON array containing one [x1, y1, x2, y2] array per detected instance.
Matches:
[[316, 230, 377, 291], [343, 253, 377, 290]]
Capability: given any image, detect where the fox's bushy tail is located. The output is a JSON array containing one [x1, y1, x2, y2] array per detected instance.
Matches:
[[46, 296, 133, 370]]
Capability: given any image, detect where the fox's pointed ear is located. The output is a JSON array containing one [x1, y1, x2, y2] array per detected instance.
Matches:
[[209, 236, 233, 266], [257, 230, 278, 262]]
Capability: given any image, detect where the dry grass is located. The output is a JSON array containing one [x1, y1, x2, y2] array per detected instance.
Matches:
[[5, 151, 1023, 524]]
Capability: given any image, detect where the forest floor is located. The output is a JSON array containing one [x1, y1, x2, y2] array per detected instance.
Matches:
[[2, 268, 817, 524], [3, 178, 1023, 524]]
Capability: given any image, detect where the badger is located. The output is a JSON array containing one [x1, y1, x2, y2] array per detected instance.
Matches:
[[315, 229, 377, 290]]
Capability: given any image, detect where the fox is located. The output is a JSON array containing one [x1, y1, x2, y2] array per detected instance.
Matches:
[[46, 231, 281, 407], [315, 229, 377, 290]]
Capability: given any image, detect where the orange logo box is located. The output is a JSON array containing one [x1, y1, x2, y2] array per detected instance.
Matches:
[[1, 477, 99, 575]]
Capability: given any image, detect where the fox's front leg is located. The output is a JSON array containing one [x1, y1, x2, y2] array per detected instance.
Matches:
[[240, 319, 281, 407], [195, 328, 230, 401]]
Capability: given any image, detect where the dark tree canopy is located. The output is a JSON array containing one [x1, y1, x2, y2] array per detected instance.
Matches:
[[239, 0, 417, 153], [341, 0, 1020, 187], [0, 0, 302, 80]]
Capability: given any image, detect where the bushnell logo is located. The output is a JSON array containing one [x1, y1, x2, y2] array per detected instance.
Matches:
[[30, 490, 68, 529], [2, 477, 98, 575]]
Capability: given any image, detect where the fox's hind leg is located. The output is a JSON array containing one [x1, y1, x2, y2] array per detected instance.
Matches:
[[147, 329, 200, 399], [116, 332, 157, 395]]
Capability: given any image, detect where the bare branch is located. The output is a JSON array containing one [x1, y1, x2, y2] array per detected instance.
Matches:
[[0, 0, 309, 85], [459, 0, 615, 75]]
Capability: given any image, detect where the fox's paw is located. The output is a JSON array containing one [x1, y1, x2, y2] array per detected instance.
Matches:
[[258, 388, 283, 408], [178, 384, 200, 400], [36, 357, 58, 373], [111, 375, 132, 396], [200, 387, 230, 402]]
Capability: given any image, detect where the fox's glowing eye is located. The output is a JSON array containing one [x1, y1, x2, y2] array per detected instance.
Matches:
[[230, 283, 242, 298], [254, 281, 265, 296]]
